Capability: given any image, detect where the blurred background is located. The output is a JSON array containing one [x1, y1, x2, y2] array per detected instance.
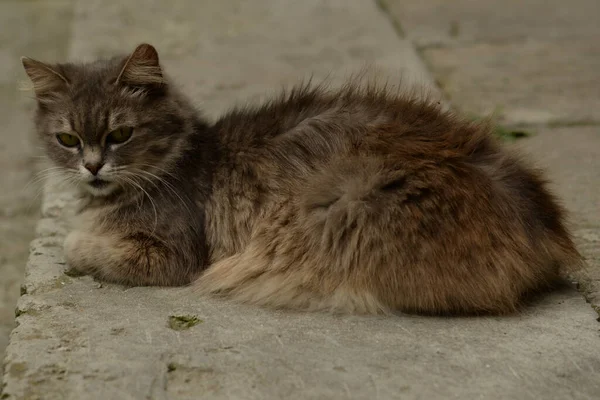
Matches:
[[1, 0, 599, 382]]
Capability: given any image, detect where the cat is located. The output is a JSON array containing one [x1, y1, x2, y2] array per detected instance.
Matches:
[[21, 43, 581, 315]]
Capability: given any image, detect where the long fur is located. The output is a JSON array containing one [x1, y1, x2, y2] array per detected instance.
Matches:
[[23, 44, 582, 316]]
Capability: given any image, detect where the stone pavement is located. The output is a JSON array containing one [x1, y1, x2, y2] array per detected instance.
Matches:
[[0, 0, 76, 379], [1, 0, 599, 399]]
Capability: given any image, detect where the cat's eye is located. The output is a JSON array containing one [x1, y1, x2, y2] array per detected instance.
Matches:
[[106, 127, 133, 144], [56, 133, 80, 148]]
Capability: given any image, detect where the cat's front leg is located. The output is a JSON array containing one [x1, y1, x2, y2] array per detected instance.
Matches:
[[63, 230, 196, 286]]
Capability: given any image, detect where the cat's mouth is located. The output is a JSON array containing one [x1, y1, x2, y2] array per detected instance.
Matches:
[[84, 178, 118, 197], [89, 178, 110, 189]]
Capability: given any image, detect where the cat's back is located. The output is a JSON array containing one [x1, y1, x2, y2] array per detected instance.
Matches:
[[212, 82, 491, 173], [210, 81, 576, 262], [200, 82, 580, 314]]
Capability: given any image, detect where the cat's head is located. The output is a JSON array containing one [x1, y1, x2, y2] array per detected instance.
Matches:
[[22, 43, 193, 198]]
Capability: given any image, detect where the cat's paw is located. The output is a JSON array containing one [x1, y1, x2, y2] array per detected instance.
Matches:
[[63, 230, 96, 275]]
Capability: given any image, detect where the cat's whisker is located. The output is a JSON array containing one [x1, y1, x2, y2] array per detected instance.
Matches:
[[133, 163, 182, 181], [21, 167, 73, 194], [23, 171, 79, 214], [118, 174, 159, 232], [119, 169, 180, 204], [115, 176, 144, 213], [115, 175, 144, 213], [129, 169, 193, 217], [117, 172, 159, 213]]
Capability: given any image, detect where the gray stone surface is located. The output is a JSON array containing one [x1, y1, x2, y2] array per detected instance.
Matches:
[[516, 127, 600, 312], [0, 0, 75, 379], [2, 1, 600, 400], [516, 127, 600, 229], [380, 0, 600, 47], [6, 234, 600, 399], [420, 40, 600, 125], [382, 0, 600, 125], [67, 0, 437, 119]]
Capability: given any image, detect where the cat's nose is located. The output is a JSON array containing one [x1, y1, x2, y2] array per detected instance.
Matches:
[[84, 162, 103, 176]]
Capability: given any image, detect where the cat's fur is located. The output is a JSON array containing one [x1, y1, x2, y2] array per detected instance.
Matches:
[[22, 43, 581, 315]]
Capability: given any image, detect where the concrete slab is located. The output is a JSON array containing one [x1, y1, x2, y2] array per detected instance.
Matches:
[[380, 0, 600, 47], [6, 225, 600, 399], [382, 1, 600, 125], [66, 0, 438, 119], [421, 39, 600, 125], [516, 127, 600, 228], [0, 0, 75, 379], [515, 126, 600, 315], [5, 183, 600, 399]]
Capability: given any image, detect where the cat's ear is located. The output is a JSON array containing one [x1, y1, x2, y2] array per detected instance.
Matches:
[[21, 57, 69, 101], [116, 43, 164, 88]]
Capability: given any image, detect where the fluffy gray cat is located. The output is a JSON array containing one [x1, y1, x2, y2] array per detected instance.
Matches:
[[21, 44, 581, 315]]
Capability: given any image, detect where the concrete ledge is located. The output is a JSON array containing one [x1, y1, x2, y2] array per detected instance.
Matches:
[[4, 181, 600, 399]]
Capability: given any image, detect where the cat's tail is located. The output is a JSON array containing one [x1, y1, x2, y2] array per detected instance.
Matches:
[[192, 243, 389, 315]]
